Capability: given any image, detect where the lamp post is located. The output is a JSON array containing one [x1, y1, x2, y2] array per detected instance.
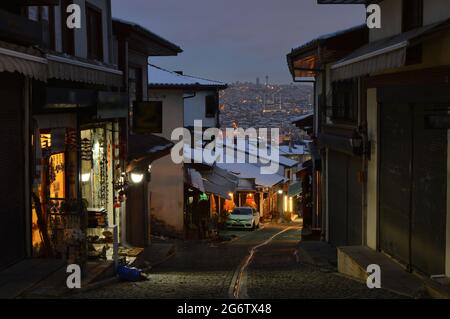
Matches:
[[126, 165, 152, 246]]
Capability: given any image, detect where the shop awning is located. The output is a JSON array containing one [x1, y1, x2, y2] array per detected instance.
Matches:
[[202, 166, 238, 199], [331, 19, 450, 81], [186, 165, 238, 199], [47, 54, 123, 87], [186, 168, 205, 192], [0, 40, 47, 81], [127, 134, 173, 173], [288, 182, 302, 197]]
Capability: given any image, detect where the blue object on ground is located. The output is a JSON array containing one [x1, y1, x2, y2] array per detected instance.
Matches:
[[117, 265, 142, 282]]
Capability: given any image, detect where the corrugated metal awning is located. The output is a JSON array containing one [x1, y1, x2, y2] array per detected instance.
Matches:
[[186, 166, 238, 199], [332, 44, 406, 81], [47, 54, 123, 87], [331, 19, 450, 81], [0, 41, 47, 81], [203, 166, 238, 199]]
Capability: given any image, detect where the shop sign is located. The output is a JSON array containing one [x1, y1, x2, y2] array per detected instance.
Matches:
[[97, 92, 129, 120]]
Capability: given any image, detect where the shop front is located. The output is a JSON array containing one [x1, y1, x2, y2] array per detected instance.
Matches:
[[31, 85, 129, 267], [31, 113, 82, 263], [184, 165, 238, 239], [80, 120, 124, 261]]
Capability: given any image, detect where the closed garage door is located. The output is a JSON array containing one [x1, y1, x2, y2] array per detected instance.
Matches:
[[0, 73, 26, 269], [379, 86, 447, 275], [379, 102, 412, 266]]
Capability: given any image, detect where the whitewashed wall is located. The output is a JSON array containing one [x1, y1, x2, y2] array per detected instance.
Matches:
[[148, 89, 185, 235], [184, 90, 219, 128]]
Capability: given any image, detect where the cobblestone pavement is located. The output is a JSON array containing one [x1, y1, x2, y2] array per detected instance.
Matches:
[[72, 224, 404, 299], [246, 227, 404, 299]]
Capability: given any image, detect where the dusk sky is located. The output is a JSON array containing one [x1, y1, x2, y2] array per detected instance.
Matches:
[[111, 0, 365, 84]]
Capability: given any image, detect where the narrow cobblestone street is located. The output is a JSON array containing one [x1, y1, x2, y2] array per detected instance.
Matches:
[[72, 224, 404, 299]]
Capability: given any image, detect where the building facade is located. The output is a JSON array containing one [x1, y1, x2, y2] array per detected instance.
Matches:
[[144, 65, 228, 238], [0, 0, 180, 271], [292, 0, 450, 277]]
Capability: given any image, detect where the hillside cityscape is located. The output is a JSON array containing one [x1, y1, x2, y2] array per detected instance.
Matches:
[[219, 79, 313, 143]]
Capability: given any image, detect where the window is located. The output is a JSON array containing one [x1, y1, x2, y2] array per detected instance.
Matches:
[[402, 0, 423, 32], [86, 4, 103, 61], [331, 79, 358, 123], [28, 6, 55, 50], [61, 0, 74, 55], [205, 95, 218, 118], [133, 101, 163, 134]]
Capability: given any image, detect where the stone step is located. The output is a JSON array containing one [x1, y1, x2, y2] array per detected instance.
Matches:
[[337, 246, 430, 298]]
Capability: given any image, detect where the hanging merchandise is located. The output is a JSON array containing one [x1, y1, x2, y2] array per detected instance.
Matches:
[[81, 138, 93, 161], [99, 158, 108, 208], [66, 129, 78, 152]]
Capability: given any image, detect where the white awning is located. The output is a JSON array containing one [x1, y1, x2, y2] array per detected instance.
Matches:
[[186, 166, 238, 199], [0, 42, 47, 81], [331, 43, 407, 81], [331, 19, 450, 81]]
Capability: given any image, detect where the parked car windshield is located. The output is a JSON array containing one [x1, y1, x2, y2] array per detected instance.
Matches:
[[232, 208, 253, 215]]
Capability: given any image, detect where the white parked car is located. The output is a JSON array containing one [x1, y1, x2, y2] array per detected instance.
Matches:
[[226, 207, 260, 230]]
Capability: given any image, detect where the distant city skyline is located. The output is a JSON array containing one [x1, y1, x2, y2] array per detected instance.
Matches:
[[111, 0, 365, 84]]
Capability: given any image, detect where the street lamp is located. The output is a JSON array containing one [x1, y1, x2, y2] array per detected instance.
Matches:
[[130, 172, 144, 184], [129, 165, 152, 185], [81, 173, 91, 183]]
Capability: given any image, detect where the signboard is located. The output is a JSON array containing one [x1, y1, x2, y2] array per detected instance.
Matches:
[[97, 92, 129, 119], [133, 101, 163, 134]]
